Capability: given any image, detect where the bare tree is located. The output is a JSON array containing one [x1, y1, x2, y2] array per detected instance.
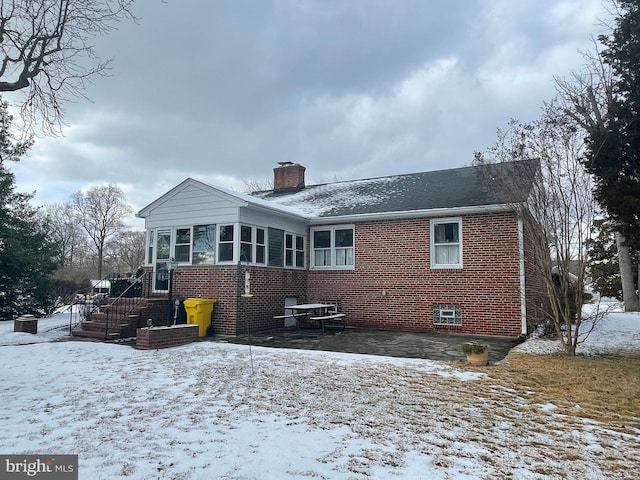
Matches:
[[104, 229, 144, 274], [45, 202, 86, 268], [71, 184, 132, 279], [243, 177, 273, 194], [474, 102, 603, 355], [0, 0, 136, 134]]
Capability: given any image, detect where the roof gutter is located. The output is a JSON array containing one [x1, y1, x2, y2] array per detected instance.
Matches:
[[308, 203, 519, 225]]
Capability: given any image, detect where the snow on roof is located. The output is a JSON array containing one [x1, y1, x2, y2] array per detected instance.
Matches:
[[255, 176, 398, 218], [213, 184, 310, 218], [254, 161, 535, 218]]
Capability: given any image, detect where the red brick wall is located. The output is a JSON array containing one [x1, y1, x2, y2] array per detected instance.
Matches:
[[136, 324, 199, 349], [307, 212, 524, 336], [145, 211, 538, 337], [152, 264, 306, 335]]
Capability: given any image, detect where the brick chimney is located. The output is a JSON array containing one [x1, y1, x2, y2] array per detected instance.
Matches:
[[273, 162, 306, 192]]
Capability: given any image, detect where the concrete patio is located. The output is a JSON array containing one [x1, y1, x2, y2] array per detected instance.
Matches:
[[218, 327, 522, 364]]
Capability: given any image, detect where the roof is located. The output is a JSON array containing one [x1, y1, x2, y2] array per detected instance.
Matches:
[[254, 160, 538, 219], [136, 177, 308, 220]]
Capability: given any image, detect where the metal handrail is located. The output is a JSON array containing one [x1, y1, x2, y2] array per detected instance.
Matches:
[[103, 272, 151, 339]]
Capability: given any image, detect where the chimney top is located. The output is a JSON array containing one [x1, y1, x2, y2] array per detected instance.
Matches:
[[273, 162, 306, 193]]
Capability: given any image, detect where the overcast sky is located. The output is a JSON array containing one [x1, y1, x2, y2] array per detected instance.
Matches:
[[10, 0, 608, 229]]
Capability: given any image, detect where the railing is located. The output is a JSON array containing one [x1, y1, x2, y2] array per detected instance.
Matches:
[[72, 271, 154, 339], [102, 271, 153, 339]]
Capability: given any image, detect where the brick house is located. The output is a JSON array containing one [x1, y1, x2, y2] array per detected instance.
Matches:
[[137, 160, 545, 337]]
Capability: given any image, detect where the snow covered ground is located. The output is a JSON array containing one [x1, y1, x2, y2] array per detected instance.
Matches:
[[0, 306, 638, 479]]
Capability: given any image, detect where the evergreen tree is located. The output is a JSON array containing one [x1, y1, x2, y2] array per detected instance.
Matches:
[[0, 101, 58, 319], [587, 0, 640, 249], [587, 218, 639, 298]]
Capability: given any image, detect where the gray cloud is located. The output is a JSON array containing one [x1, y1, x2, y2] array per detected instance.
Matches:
[[10, 0, 608, 228]]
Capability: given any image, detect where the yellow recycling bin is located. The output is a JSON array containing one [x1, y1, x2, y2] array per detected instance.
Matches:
[[184, 298, 216, 337]]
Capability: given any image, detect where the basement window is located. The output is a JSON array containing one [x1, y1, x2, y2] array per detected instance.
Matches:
[[433, 305, 461, 326]]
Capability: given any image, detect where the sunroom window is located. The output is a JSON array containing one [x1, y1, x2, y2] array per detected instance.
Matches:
[[218, 225, 234, 262], [240, 225, 266, 264], [147, 230, 154, 265], [192, 224, 216, 264], [175, 228, 191, 262], [256, 228, 266, 264], [240, 225, 253, 262], [285, 233, 305, 268]]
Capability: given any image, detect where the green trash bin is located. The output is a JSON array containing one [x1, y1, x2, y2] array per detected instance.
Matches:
[[184, 298, 216, 337]]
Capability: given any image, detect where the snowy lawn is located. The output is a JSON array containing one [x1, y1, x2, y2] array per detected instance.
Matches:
[[0, 309, 639, 479]]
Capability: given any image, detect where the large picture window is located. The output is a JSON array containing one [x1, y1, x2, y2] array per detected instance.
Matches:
[[431, 218, 462, 269], [193, 224, 216, 264], [311, 226, 354, 269]]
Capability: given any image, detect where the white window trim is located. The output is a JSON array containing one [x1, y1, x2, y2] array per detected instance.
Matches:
[[217, 224, 236, 264], [174, 226, 192, 264], [146, 230, 154, 266], [430, 217, 463, 269], [240, 224, 267, 265], [310, 225, 355, 270], [255, 227, 266, 265], [285, 233, 306, 269]]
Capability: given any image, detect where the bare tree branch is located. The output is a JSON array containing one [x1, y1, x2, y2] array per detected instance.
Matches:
[[474, 101, 601, 355], [0, 0, 136, 135]]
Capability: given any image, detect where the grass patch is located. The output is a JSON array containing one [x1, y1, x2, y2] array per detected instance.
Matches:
[[486, 351, 640, 425]]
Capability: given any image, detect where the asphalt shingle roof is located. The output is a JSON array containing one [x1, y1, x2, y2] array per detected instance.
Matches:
[[255, 160, 537, 218]]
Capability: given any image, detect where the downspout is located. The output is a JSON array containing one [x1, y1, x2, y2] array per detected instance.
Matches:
[[518, 217, 527, 337]]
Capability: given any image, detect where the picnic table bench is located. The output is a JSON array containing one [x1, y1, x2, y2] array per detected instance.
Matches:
[[309, 313, 346, 334]]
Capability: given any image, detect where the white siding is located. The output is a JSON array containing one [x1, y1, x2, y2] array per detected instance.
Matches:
[[239, 208, 307, 235], [144, 184, 243, 229]]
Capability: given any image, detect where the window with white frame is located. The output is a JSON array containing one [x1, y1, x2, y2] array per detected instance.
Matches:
[[431, 218, 462, 268], [285, 233, 305, 268], [239, 225, 266, 264], [240, 225, 253, 262], [311, 226, 354, 269], [433, 305, 461, 326], [192, 224, 216, 264], [146, 224, 299, 267], [256, 228, 266, 264], [218, 225, 234, 262], [175, 228, 191, 262], [147, 230, 154, 265]]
